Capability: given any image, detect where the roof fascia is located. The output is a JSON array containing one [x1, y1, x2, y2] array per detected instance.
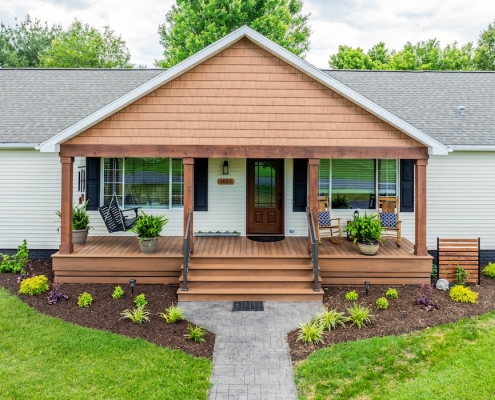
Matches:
[[450, 145, 495, 151], [0, 143, 38, 149]]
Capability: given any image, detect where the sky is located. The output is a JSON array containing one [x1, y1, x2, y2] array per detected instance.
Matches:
[[1, 0, 495, 68]]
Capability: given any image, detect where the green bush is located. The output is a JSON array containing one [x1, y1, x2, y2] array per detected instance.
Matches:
[[345, 290, 359, 301], [455, 265, 470, 286], [185, 324, 206, 343], [130, 211, 169, 241], [120, 307, 150, 324], [77, 292, 93, 307], [483, 262, 495, 278], [55, 201, 91, 231], [450, 286, 478, 304], [160, 305, 184, 324], [0, 240, 29, 273], [297, 320, 325, 344], [347, 304, 374, 329], [376, 297, 389, 310], [317, 307, 348, 331], [134, 294, 148, 308], [386, 288, 398, 299], [19, 275, 49, 296], [112, 286, 124, 299]]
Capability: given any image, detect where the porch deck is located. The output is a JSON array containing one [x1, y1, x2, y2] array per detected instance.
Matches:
[[52, 235, 432, 286]]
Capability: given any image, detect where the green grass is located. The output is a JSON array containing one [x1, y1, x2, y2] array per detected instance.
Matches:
[[295, 311, 495, 399], [0, 288, 212, 400]]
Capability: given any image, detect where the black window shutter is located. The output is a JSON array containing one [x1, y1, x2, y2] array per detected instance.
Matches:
[[86, 157, 100, 211], [400, 160, 414, 212], [293, 158, 308, 212], [194, 158, 208, 211]]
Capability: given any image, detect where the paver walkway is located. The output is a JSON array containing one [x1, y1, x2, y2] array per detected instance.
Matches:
[[179, 301, 322, 400]]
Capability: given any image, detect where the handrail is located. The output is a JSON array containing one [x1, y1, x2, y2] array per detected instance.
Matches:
[[182, 211, 192, 291], [307, 209, 320, 292]]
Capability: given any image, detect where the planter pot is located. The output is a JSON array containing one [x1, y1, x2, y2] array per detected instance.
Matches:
[[72, 229, 89, 245], [139, 237, 159, 254], [357, 240, 380, 256]]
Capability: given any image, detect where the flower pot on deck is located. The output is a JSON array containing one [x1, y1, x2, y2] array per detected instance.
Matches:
[[139, 237, 159, 254], [357, 240, 380, 256], [72, 229, 89, 245]]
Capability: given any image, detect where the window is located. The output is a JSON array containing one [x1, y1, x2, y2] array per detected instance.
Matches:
[[102, 158, 183, 209], [318, 159, 398, 209]]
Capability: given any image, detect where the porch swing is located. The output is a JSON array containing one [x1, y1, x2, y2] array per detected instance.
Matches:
[[98, 158, 140, 233]]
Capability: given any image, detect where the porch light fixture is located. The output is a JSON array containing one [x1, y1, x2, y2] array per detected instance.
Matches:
[[364, 281, 371, 295], [129, 279, 136, 294], [222, 160, 229, 175]]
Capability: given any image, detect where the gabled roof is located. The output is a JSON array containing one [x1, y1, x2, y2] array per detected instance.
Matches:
[[0, 69, 164, 147], [37, 26, 448, 155], [325, 70, 495, 148]]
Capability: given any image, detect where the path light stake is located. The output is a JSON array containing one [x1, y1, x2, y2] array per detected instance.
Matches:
[[129, 279, 136, 294], [364, 281, 371, 296]]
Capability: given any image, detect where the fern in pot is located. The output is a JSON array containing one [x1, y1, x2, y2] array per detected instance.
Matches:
[[347, 212, 383, 255], [55, 200, 92, 245], [130, 211, 169, 254]]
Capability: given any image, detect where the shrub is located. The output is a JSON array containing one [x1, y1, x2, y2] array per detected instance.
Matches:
[[112, 286, 124, 299], [345, 290, 358, 301], [130, 211, 169, 241], [159, 305, 184, 324], [120, 307, 150, 324], [317, 307, 348, 331], [416, 284, 439, 311], [455, 265, 470, 286], [0, 240, 29, 273], [19, 275, 49, 296], [385, 288, 398, 299], [376, 297, 389, 310], [55, 200, 91, 231], [77, 292, 93, 307], [483, 262, 495, 278], [296, 319, 325, 344], [134, 293, 148, 308], [346, 304, 373, 329], [185, 324, 206, 343], [450, 285, 478, 304], [47, 283, 69, 305]]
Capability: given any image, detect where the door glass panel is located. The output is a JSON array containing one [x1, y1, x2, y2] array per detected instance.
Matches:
[[254, 161, 276, 207]]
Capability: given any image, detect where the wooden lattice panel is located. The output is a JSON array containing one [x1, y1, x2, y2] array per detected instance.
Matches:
[[438, 238, 480, 284]]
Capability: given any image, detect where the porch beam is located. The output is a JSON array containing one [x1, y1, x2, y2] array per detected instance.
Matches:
[[308, 158, 319, 253], [59, 156, 74, 255], [414, 159, 428, 256], [183, 158, 194, 254], [61, 144, 429, 160]]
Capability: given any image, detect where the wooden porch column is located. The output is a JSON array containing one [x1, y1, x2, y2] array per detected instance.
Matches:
[[183, 158, 194, 254], [308, 158, 319, 252], [414, 159, 428, 256], [59, 156, 74, 255]]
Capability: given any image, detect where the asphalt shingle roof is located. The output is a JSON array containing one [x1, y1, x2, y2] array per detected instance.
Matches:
[[0, 69, 164, 144], [324, 70, 495, 146]]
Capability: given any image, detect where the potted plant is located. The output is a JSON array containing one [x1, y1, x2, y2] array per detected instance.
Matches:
[[56, 200, 92, 245], [346, 212, 383, 255], [130, 211, 168, 254]]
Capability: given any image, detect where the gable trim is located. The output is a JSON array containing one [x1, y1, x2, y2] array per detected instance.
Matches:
[[39, 26, 448, 155]]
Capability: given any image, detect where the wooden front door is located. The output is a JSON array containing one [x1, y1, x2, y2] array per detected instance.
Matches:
[[247, 159, 284, 234]]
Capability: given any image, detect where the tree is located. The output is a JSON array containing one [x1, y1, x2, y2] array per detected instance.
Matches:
[[474, 19, 495, 70], [328, 45, 372, 70], [157, 0, 311, 67], [40, 19, 132, 68], [0, 15, 60, 67]]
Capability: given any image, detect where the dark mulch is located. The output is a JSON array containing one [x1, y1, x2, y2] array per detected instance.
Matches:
[[289, 276, 495, 362], [0, 260, 214, 360]]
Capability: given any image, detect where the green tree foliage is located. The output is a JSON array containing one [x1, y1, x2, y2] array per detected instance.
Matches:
[[157, 0, 311, 67], [0, 15, 60, 67], [474, 19, 495, 70], [40, 19, 132, 68]]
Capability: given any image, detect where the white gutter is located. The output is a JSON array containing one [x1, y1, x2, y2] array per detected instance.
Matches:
[[0, 143, 39, 149], [450, 145, 495, 151]]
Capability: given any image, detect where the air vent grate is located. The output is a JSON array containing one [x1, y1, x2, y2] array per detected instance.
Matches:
[[232, 301, 264, 312]]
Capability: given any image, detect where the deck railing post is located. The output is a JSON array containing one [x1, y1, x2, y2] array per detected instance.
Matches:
[[182, 211, 192, 291], [307, 209, 320, 292]]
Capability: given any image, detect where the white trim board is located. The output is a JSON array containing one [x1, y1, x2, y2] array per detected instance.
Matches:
[[39, 26, 449, 156]]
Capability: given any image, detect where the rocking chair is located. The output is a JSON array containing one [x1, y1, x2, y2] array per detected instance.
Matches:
[[378, 196, 402, 247], [98, 193, 140, 233], [317, 196, 343, 244]]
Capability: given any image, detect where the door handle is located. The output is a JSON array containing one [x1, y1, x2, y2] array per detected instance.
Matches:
[[278, 196, 282, 210]]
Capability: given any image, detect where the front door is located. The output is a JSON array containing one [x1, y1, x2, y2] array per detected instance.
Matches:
[[247, 159, 284, 234]]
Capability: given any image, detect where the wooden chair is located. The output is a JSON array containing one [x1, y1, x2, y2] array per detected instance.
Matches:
[[317, 196, 343, 244], [378, 196, 402, 247]]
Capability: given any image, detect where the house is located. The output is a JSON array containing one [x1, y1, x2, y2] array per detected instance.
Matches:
[[1, 26, 493, 300]]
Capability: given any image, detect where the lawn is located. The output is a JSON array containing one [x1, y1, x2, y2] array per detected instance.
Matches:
[[294, 311, 495, 399], [0, 287, 212, 400]]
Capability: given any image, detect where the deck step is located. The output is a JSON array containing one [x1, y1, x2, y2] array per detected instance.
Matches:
[[181, 263, 313, 270], [179, 275, 322, 282], [177, 287, 323, 302]]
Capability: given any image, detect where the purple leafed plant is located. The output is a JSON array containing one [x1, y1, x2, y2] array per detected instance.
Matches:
[[47, 283, 69, 305], [416, 284, 439, 311]]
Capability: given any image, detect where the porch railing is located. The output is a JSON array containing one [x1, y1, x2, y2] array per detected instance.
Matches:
[[307, 209, 320, 292], [182, 211, 192, 291]]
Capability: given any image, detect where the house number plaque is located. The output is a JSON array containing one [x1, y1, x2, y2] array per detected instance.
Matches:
[[217, 178, 235, 185]]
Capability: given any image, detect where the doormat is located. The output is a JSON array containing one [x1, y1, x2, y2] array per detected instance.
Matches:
[[232, 301, 264, 312], [247, 236, 285, 242]]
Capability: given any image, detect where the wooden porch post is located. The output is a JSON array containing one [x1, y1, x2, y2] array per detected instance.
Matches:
[[414, 159, 428, 256], [59, 156, 74, 255], [308, 158, 319, 252], [183, 158, 194, 254]]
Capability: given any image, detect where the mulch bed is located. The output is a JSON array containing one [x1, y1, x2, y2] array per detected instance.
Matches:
[[289, 276, 495, 362], [0, 260, 214, 360]]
